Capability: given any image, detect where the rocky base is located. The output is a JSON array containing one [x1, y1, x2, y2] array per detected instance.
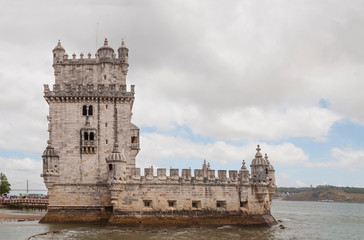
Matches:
[[109, 211, 277, 227], [40, 207, 277, 227], [39, 206, 112, 223]]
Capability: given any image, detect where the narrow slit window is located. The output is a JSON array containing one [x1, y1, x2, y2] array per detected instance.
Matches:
[[90, 132, 94, 141], [88, 105, 93, 116], [109, 164, 113, 171], [84, 132, 89, 140], [82, 105, 87, 116]]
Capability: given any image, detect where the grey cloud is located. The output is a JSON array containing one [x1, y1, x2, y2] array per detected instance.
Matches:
[[1, 0, 364, 153]]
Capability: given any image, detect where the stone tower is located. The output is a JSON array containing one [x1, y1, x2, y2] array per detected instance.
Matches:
[[41, 39, 277, 226], [42, 39, 139, 220]]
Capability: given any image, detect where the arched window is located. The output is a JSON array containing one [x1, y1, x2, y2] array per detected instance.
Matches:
[[82, 105, 87, 116], [84, 132, 89, 140], [90, 132, 94, 141], [81, 129, 97, 154], [88, 105, 93, 116]]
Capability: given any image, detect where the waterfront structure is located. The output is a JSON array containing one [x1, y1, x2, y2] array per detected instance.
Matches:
[[41, 39, 277, 226]]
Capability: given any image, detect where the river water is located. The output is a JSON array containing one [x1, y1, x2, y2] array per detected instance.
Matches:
[[1, 200, 363, 240]]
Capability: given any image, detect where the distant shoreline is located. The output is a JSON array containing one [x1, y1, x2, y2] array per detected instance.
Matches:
[[276, 186, 364, 203]]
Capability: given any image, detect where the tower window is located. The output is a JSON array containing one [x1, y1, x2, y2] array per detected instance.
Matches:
[[266, 169, 268, 174], [82, 105, 93, 116], [90, 132, 94, 141], [168, 200, 176, 208], [131, 136, 138, 143], [82, 105, 87, 116], [192, 201, 201, 209], [109, 164, 113, 171], [144, 200, 152, 207], [88, 106, 93, 116], [84, 132, 89, 140], [216, 201, 226, 208], [81, 129, 97, 154]]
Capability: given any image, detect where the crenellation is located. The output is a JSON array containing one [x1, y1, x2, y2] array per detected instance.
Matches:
[[157, 168, 166, 180], [229, 170, 238, 182], [144, 167, 154, 180], [207, 170, 215, 180], [218, 170, 227, 182], [182, 169, 191, 181], [169, 168, 179, 180]]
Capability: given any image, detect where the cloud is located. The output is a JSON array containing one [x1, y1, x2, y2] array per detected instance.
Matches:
[[306, 147, 364, 169], [0, 157, 45, 192], [295, 180, 306, 187], [137, 132, 308, 167]]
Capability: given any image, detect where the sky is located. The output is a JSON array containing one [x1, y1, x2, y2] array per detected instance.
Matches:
[[1, 0, 364, 193]]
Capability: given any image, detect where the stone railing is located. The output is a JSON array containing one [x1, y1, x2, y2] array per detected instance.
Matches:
[[128, 167, 249, 184], [44, 83, 135, 98], [55, 52, 126, 65]]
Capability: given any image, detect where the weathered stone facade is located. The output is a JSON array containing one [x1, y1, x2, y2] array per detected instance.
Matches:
[[41, 39, 277, 226]]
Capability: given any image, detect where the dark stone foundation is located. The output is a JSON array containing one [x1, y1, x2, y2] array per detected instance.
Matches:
[[40, 206, 112, 223], [40, 207, 277, 227]]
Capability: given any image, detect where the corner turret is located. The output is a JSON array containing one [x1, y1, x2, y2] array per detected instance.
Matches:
[[250, 145, 269, 183], [118, 39, 129, 75], [97, 38, 114, 62], [106, 143, 126, 183], [52, 40, 65, 64], [265, 153, 276, 186]]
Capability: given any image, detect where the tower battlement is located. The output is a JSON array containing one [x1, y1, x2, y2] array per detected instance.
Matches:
[[52, 39, 129, 85]]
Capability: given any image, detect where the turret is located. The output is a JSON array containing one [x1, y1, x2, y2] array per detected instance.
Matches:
[[239, 160, 250, 182], [52, 40, 65, 64], [118, 39, 129, 63], [250, 145, 269, 183], [97, 38, 114, 62], [118, 39, 129, 75], [41, 141, 59, 190], [265, 153, 276, 186], [106, 144, 126, 183]]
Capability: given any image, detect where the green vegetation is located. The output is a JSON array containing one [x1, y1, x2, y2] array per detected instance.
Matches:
[[276, 185, 364, 203], [0, 172, 11, 195]]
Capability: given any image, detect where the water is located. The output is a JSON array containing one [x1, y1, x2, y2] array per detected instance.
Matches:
[[1, 200, 363, 240]]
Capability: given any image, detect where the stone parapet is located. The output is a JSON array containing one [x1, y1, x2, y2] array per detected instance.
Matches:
[[127, 167, 243, 185], [44, 83, 135, 98]]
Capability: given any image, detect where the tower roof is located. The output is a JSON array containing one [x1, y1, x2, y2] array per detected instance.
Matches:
[[265, 153, 275, 170], [107, 143, 125, 162], [97, 38, 114, 53], [118, 39, 128, 50], [53, 40, 65, 52], [251, 144, 268, 165]]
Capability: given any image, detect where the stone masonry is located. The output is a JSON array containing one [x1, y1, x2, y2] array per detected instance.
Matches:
[[41, 39, 277, 226]]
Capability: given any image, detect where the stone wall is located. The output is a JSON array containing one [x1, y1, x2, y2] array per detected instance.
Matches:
[[111, 167, 272, 216]]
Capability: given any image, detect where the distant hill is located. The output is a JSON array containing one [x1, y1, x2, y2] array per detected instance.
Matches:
[[276, 185, 364, 203]]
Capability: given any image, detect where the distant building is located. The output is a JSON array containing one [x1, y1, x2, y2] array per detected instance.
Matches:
[[41, 39, 277, 226]]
